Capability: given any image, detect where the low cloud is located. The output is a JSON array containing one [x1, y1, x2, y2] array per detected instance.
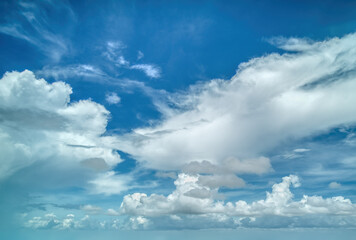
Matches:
[[120, 174, 356, 218]]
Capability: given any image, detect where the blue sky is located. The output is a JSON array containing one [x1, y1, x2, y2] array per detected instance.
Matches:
[[1, 0, 356, 239]]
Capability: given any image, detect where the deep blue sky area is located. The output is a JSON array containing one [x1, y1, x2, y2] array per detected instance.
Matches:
[[1, 0, 356, 239]]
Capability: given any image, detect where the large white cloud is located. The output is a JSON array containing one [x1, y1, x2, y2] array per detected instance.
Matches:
[[120, 174, 356, 217], [0, 70, 122, 184], [116, 33, 356, 171]]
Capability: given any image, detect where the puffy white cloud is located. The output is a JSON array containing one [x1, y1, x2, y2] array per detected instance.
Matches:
[[105, 92, 121, 104], [116, 33, 356, 171], [120, 174, 356, 218], [0, 70, 121, 183], [128, 216, 151, 230], [130, 64, 161, 78]]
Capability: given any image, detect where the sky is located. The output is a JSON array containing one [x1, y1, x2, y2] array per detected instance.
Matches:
[[1, 0, 356, 239]]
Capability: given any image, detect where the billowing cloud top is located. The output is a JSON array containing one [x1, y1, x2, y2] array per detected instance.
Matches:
[[0, 70, 121, 180]]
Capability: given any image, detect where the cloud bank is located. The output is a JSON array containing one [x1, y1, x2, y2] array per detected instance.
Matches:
[[120, 174, 356, 217]]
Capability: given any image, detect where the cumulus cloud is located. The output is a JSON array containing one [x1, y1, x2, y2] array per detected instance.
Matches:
[[120, 174, 356, 218], [116, 33, 356, 172], [0, 70, 121, 185], [130, 64, 161, 78], [105, 92, 121, 104]]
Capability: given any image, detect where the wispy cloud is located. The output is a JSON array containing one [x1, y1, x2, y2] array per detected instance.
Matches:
[[130, 64, 161, 78], [137, 50, 144, 60], [0, 0, 75, 61], [36, 64, 106, 81], [104, 41, 129, 66], [103, 41, 162, 78]]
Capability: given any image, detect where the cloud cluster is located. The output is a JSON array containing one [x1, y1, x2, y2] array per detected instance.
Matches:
[[0, 70, 121, 186], [116, 33, 356, 171], [120, 174, 356, 218], [24, 213, 103, 230]]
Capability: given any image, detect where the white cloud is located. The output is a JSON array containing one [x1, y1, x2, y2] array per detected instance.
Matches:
[[116, 33, 356, 172], [267, 36, 314, 51], [104, 41, 129, 66], [80, 205, 102, 214], [129, 216, 151, 230], [283, 148, 311, 159], [130, 64, 161, 78], [0, 70, 121, 183], [137, 50, 144, 60], [37, 64, 106, 81], [0, 0, 74, 61], [89, 171, 132, 195], [105, 92, 121, 104], [103, 41, 162, 79], [329, 182, 342, 189], [120, 174, 356, 218], [24, 213, 99, 230], [294, 148, 311, 153]]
